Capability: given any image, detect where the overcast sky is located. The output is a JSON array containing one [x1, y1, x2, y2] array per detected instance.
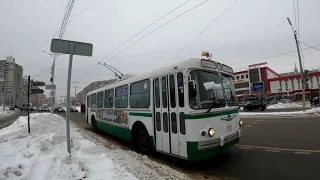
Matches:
[[1, 0, 320, 101]]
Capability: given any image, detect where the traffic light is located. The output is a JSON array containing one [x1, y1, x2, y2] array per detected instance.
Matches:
[[31, 89, 44, 94], [304, 70, 310, 82]]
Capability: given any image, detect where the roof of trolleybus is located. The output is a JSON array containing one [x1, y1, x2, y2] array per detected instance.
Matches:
[[86, 58, 234, 96]]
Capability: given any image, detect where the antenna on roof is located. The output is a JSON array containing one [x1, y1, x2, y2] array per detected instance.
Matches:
[[98, 62, 123, 79]]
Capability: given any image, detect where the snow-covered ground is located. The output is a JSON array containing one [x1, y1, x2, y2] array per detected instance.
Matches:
[[0, 106, 18, 118], [240, 107, 320, 117], [0, 113, 189, 180], [267, 102, 302, 109]]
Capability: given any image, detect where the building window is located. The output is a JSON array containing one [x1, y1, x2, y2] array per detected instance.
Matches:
[[104, 89, 114, 108], [297, 78, 301, 89], [246, 74, 248, 78], [115, 85, 128, 108], [285, 80, 288, 90], [97, 91, 104, 108], [291, 79, 294, 90], [236, 76, 240, 80], [241, 75, 244, 79], [130, 79, 150, 108], [317, 76, 320, 87], [234, 82, 249, 89]]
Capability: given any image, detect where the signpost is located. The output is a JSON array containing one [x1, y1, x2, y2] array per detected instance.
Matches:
[[50, 38, 93, 155]]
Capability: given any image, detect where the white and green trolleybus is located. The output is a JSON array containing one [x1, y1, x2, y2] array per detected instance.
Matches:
[[86, 58, 242, 161]]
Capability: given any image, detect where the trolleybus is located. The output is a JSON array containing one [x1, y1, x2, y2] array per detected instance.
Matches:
[[86, 58, 242, 161]]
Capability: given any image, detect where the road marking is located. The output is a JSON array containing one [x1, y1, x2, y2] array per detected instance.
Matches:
[[238, 144, 320, 153], [294, 152, 311, 155], [245, 124, 252, 127], [238, 147, 253, 150], [265, 149, 280, 152]]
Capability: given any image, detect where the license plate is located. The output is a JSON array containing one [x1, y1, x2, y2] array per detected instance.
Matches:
[[227, 125, 232, 132]]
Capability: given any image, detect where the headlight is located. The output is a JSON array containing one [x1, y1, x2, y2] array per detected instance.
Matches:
[[239, 119, 243, 126], [208, 128, 215, 137]]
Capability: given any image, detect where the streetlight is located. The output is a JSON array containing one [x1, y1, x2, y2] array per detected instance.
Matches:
[[41, 50, 62, 113], [72, 81, 80, 105], [287, 17, 305, 111]]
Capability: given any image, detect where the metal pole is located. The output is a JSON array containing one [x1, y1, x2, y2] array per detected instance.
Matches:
[[293, 31, 305, 111], [51, 56, 56, 113], [75, 86, 76, 105], [66, 42, 74, 155], [28, 75, 30, 133]]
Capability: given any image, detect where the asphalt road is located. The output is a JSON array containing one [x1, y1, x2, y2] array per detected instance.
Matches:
[[0, 110, 27, 129], [2, 111, 319, 180], [66, 112, 320, 180]]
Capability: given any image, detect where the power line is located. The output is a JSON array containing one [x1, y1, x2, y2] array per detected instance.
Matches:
[[168, 0, 240, 63], [98, 0, 192, 64], [299, 41, 320, 51], [55, 0, 67, 33], [22, 0, 100, 65], [74, 0, 210, 83], [230, 43, 320, 66], [31, 68, 51, 78]]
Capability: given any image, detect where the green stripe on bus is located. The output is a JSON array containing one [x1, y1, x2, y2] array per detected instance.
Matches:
[[184, 110, 238, 120], [96, 121, 132, 142], [129, 112, 152, 117]]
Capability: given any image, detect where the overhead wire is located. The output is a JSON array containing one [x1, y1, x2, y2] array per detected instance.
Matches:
[[73, 0, 209, 83], [31, 68, 52, 79], [22, 0, 101, 65], [168, 0, 240, 63], [101, 0, 211, 65], [299, 42, 320, 51]]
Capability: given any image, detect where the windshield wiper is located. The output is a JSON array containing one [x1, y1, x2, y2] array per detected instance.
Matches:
[[200, 100, 222, 113]]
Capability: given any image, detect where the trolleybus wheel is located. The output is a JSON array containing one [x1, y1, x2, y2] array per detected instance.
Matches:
[[91, 116, 99, 132], [136, 127, 151, 154]]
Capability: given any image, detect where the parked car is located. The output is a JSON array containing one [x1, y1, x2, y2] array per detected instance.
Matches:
[[243, 100, 267, 111], [54, 107, 65, 113], [70, 107, 78, 112], [19, 103, 33, 111]]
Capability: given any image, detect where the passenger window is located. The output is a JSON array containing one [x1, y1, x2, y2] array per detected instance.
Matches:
[[130, 79, 150, 108], [179, 112, 186, 135], [104, 89, 114, 108], [115, 85, 128, 108], [177, 73, 184, 107], [156, 112, 161, 131], [162, 77, 167, 108], [155, 78, 160, 108], [171, 113, 177, 134], [169, 75, 176, 108], [97, 91, 104, 108], [91, 93, 97, 108], [163, 113, 168, 133]]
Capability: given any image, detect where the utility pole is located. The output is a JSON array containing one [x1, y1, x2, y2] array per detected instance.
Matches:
[[75, 85, 76, 105], [287, 18, 305, 111], [42, 50, 61, 113]]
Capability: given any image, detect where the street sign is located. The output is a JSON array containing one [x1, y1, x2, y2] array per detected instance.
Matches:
[[50, 39, 93, 56], [50, 38, 93, 155], [252, 82, 264, 92], [45, 84, 56, 90], [32, 81, 45, 86], [31, 89, 44, 94]]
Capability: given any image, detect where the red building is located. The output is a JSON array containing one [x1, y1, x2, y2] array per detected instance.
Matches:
[[233, 62, 320, 101]]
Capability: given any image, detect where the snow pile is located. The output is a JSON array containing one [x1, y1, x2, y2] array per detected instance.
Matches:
[[0, 113, 137, 180], [0, 109, 18, 118], [240, 107, 320, 117], [0, 113, 190, 180], [267, 102, 302, 109]]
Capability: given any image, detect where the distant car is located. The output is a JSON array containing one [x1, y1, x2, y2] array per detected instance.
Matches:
[[9, 106, 15, 110], [19, 104, 33, 111], [243, 101, 267, 111], [269, 99, 278, 105], [70, 107, 78, 112], [54, 107, 65, 113]]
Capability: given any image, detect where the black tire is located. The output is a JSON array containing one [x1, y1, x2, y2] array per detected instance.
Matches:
[[91, 116, 99, 132], [258, 107, 263, 111], [244, 107, 248, 111], [135, 127, 151, 154]]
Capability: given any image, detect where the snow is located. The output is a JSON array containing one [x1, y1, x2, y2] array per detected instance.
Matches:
[[0, 113, 189, 180], [267, 102, 302, 109], [0, 107, 18, 118], [240, 107, 320, 117]]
